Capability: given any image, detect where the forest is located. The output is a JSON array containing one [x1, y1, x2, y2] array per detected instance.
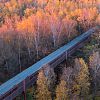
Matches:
[[0, 0, 100, 100], [15, 31, 99, 100]]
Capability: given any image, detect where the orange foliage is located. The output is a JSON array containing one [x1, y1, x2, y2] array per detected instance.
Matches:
[[0, 0, 99, 41], [17, 16, 35, 34]]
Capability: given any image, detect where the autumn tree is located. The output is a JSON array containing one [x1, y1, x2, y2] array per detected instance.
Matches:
[[89, 52, 100, 97], [24, 8, 33, 17], [55, 80, 69, 100], [61, 67, 73, 95], [36, 70, 51, 100], [73, 58, 82, 76], [49, 14, 63, 48], [43, 64, 56, 99], [63, 17, 77, 41], [75, 58, 90, 99], [43, 65, 56, 90]]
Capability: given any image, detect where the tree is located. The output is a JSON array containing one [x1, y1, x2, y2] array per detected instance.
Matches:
[[36, 70, 51, 100], [75, 58, 90, 99], [89, 52, 100, 97], [43, 64, 56, 99], [49, 14, 63, 48], [24, 8, 33, 17], [55, 80, 69, 100], [43, 64, 56, 91], [26, 86, 36, 100], [73, 58, 82, 76], [63, 17, 77, 41], [61, 67, 73, 82], [61, 67, 73, 95]]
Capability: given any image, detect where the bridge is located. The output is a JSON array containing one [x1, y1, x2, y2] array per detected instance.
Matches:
[[0, 26, 99, 100]]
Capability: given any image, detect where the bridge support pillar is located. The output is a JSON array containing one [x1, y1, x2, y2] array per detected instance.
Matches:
[[23, 92, 26, 100], [23, 80, 26, 100]]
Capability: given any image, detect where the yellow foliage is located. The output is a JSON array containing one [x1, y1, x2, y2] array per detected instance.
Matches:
[[56, 80, 68, 100], [75, 58, 90, 97], [36, 70, 51, 100], [24, 8, 33, 17]]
